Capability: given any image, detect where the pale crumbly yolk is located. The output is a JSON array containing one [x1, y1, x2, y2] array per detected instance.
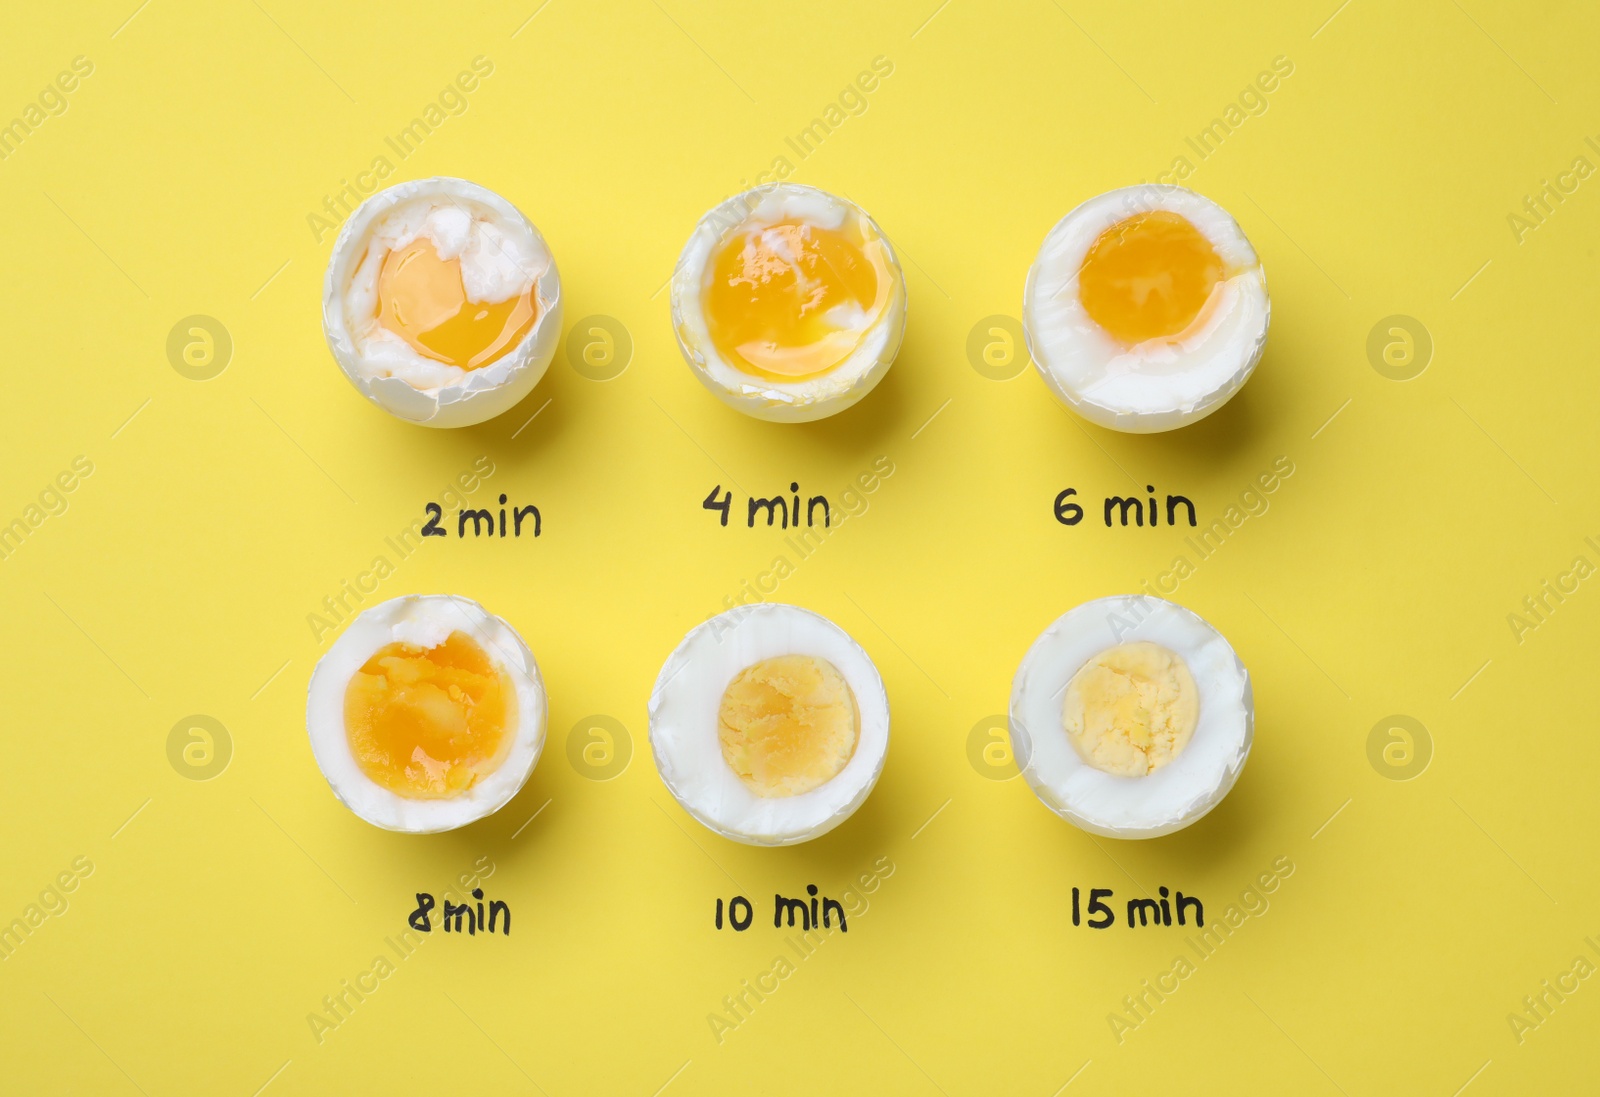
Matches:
[[704, 219, 885, 381], [376, 239, 537, 370], [1063, 641, 1199, 777], [1078, 211, 1225, 345], [344, 630, 515, 799], [718, 655, 859, 797]]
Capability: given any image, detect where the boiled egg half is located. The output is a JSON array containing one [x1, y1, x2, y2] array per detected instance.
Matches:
[[1024, 185, 1268, 433], [306, 594, 547, 833], [650, 603, 890, 845], [671, 184, 906, 422], [322, 178, 562, 428], [1010, 595, 1252, 838]]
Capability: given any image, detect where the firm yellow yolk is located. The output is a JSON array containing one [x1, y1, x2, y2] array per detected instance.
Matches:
[[1063, 641, 1199, 777], [376, 239, 537, 370], [1078, 211, 1225, 345], [718, 655, 859, 797], [704, 220, 883, 381], [344, 631, 515, 799]]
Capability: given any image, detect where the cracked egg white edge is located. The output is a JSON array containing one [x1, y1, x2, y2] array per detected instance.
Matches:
[[321, 177, 563, 429]]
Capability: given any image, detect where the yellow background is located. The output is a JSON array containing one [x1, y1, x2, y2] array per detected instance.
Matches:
[[3, 0, 1598, 1092]]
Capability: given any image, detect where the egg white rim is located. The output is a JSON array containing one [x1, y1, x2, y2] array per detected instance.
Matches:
[[649, 602, 890, 845], [1009, 595, 1252, 838], [306, 594, 547, 834], [670, 183, 907, 423], [321, 177, 563, 429], [1023, 185, 1269, 433]]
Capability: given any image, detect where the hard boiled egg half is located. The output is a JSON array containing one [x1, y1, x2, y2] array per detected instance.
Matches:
[[671, 184, 906, 423], [1024, 185, 1268, 433], [322, 178, 562, 428], [650, 603, 890, 845], [307, 595, 547, 833], [1010, 595, 1252, 838]]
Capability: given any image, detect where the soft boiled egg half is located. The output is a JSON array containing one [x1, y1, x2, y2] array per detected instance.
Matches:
[[650, 603, 890, 845], [671, 184, 907, 423], [1024, 185, 1269, 433], [307, 595, 547, 833], [322, 178, 562, 428], [1010, 595, 1252, 838]]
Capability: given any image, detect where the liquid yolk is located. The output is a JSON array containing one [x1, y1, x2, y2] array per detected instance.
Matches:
[[344, 631, 515, 799], [1062, 641, 1199, 778], [718, 655, 859, 797], [1077, 211, 1225, 345], [376, 239, 537, 371], [704, 220, 881, 381]]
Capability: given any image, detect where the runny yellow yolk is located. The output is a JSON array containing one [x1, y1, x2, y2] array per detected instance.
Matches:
[[704, 220, 881, 381], [376, 239, 537, 371], [1077, 211, 1225, 345], [717, 655, 859, 797], [344, 631, 515, 799], [1062, 641, 1199, 778]]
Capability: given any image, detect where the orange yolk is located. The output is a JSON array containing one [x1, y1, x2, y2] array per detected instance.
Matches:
[[376, 239, 537, 371], [344, 631, 515, 799], [1078, 211, 1225, 345], [704, 220, 881, 381]]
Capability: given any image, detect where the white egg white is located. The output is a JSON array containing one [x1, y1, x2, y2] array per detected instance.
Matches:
[[1023, 185, 1269, 433], [322, 177, 562, 429], [670, 183, 907, 423], [1010, 595, 1252, 839], [306, 594, 547, 833], [649, 603, 890, 845]]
